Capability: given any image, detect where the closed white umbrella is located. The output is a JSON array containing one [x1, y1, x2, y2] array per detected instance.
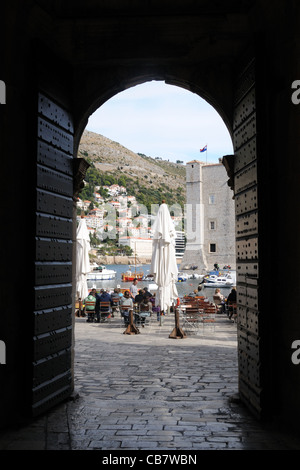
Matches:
[[76, 216, 91, 301], [150, 202, 178, 317]]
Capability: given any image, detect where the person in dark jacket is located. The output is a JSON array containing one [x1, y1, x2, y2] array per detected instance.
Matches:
[[95, 289, 112, 322], [134, 289, 144, 304], [226, 287, 237, 319]]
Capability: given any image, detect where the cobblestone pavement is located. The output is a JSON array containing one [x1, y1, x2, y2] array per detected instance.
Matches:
[[1, 313, 300, 451]]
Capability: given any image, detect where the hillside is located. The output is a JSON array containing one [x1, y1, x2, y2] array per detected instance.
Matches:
[[78, 130, 186, 208]]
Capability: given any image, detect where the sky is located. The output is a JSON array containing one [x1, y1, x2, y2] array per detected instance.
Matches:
[[86, 80, 233, 164]]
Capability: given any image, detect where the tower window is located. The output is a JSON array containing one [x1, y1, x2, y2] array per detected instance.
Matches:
[[210, 243, 216, 253]]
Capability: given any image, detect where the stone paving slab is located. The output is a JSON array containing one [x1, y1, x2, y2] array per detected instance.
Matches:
[[0, 313, 300, 451]]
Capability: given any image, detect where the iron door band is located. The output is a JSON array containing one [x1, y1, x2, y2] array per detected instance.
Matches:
[[36, 238, 72, 261], [38, 94, 74, 133], [38, 118, 73, 154], [35, 262, 72, 286], [37, 140, 73, 176], [34, 305, 72, 335], [36, 189, 73, 218], [34, 284, 72, 310], [37, 164, 73, 197], [36, 212, 72, 239]]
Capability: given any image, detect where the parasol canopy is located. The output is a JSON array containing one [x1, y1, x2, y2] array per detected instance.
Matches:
[[150, 202, 178, 312], [76, 216, 91, 300]]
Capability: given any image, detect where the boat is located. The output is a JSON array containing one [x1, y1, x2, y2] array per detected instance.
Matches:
[[121, 267, 144, 282], [87, 265, 117, 281], [142, 273, 154, 281], [121, 270, 143, 282], [177, 272, 190, 282], [203, 270, 236, 287], [121, 245, 144, 281], [190, 273, 205, 280]]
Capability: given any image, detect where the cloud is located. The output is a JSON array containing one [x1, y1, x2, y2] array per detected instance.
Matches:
[[86, 81, 233, 163]]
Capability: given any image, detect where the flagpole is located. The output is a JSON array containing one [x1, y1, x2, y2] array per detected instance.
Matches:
[[199, 144, 208, 162]]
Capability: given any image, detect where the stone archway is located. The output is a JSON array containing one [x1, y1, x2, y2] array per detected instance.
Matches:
[[3, 0, 300, 431], [74, 57, 263, 421]]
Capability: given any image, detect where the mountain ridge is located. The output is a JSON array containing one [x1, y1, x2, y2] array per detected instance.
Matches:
[[78, 130, 187, 195]]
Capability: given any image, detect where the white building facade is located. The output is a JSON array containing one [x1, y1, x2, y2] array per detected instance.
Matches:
[[119, 237, 153, 258], [181, 160, 236, 272]]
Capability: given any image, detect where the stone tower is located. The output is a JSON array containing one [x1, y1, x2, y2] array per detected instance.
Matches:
[[180, 160, 235, 273]]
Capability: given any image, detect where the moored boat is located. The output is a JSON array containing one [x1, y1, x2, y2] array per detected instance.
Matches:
[[203, 270, 236, 287], [177, 272, 190, 282], [121, 266, 144, 282], [87, 265, 116, 281], [142, 273, 154, 281]]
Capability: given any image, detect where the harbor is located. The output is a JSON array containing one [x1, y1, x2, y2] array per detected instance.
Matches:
[[86, 263, 235, 303]]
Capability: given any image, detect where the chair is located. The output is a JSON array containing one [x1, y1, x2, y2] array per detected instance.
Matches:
[[99, 301, 112, 322], [228, 302, 237, 322], [203, 303, 217, 315], [120, 306, 132, 326], [201, 303, 217, 333], [85, 299, 96, 322], [213, 295, 224, 314], [75, 299, 84, 317], [181, 305, 203, 335], [183, 296, 197, 303], [111, 297, 120, 316], [136, 302, 151, 327]]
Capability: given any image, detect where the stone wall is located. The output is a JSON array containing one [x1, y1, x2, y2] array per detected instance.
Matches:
[[95, 255, 152, 265]]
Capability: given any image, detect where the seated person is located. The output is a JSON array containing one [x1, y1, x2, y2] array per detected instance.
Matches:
[[120, 290, 134, 325], [136, 296, 152, 326], [149, 295, 155, 309], [111, 288, 121, 314], [95, 289, 112, 322], [85, 291, 96, 322], [134, 289, 145, 304], [143, 287, 152, 299], [213, 288, 226, 313], [117, 287, 123, 298], [111, 288, 120, 302]]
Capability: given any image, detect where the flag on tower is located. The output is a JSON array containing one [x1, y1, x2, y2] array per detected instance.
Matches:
[[200, 145, 207, 153]]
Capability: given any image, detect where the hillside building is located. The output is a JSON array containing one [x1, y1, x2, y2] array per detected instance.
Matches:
[[180, 160, 235, 272]]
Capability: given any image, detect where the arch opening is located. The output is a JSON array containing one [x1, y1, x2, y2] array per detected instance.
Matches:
[[74, 75, 235, 156], [74, 80, 238, 387], [76, 80, 235, 276]]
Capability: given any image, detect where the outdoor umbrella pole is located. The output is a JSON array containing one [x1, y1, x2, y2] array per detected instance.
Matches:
[[169, 304, 187, 339], [123, 310, 140, 335], [150, 201, 179, 334]]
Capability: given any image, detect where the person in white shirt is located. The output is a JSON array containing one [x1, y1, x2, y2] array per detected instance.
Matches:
[[130, 278, 139, 299]]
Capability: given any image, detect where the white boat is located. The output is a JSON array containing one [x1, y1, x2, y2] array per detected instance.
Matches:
[[190, 273, 205, 280], [177, 272, 190, 282], [142, 273, 155, 281], [87, 265, 116, 281], [203, 271, 236, 287]]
